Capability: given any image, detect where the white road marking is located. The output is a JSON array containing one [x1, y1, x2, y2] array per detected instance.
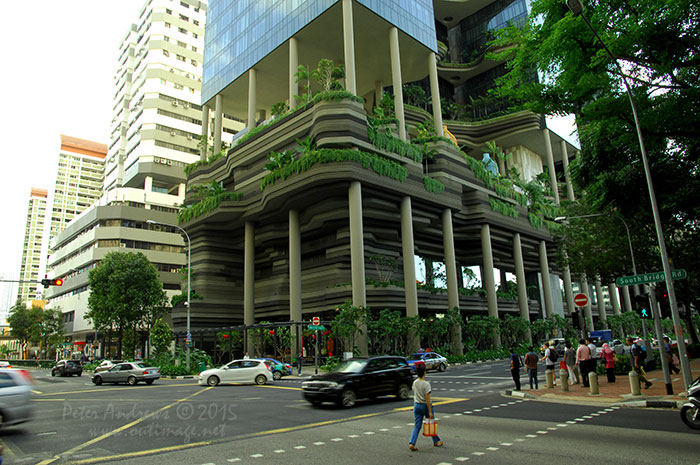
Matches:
[[348, 434, 359, 438], [313, 441, 325, 445], [379, 428, 389, 431], [294, 445, 306, 449], [331, 438, 343, 442], [363, 431, 375, 435], [500, 442, 513, 446], [226, 460, 241, 463], [472, 452, 486, 456], [455, 457, 470, 462], [250, 454, 263, 458], [486, 447, 499, 451], [526, 434, 538, 438], [274, 449, 285, 453]]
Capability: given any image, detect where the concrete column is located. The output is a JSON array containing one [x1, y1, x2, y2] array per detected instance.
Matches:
[[200, 103, 209, 161], [401, 197, 418, 318], [428, 52, 443, 137], [539, 240, 554, 319], [513, 233, 532, 343], [348, 182, 368, 355], [496, 145, 506, 176], [563, 265, 575, 316], [144, 175, 153, 193], [244, 221, 255, 353], [289, 37, 298, 107], [581, 275, 594, 331], [214, 94, 223, 154], [341, 0, 356, 94], [609, 283, 621, 315], [401, 196, 420, 352], [289, 209, 302, 355], [442, 208, 462, 354], [247, 68, 257, 130], [594, 278, 608, 329], [389, 27, 406, 141], [560, 139, 575, 201], [374, 81, 383, 108], [622, 285, 633, 313], [542, 129, 560, 205], [481, 224, 500, 346]]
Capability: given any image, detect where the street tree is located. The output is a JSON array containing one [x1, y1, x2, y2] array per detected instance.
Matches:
[[86, 252, 168, 359], [150, 318, 173, 356], [491, 0, 700, 341]]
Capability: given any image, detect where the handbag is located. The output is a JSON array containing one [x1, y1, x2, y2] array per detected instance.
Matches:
[[422, 418, 438, 437], [672, 354, 680, 365]]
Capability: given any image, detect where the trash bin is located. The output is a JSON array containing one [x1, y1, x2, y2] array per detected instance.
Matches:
[[198, 361, 206, 373]]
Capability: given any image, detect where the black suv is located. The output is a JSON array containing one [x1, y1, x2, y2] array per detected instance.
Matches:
[[51, 360, 83, 377], [301, 356, 413, 408]]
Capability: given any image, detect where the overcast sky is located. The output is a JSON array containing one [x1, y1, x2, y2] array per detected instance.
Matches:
[[0, 1, 577, 310], [0, 1, 144, 306]]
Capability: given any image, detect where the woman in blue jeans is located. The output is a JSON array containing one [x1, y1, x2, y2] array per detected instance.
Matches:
[[409, 363, 443, 451]]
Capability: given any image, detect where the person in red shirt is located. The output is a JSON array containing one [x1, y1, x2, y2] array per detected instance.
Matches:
[[576, 338, 592, 387]]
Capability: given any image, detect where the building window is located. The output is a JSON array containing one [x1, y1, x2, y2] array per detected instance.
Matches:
[[179, 14, 189, 22], [193, 20, 199, 26], [190, 59, 197, 67], [165, 22, 171, 28], [178, 27, 187, 34], [162, 50, 170, 57], [192, 32, 198, 38], [176, 54, 185, 62], [166, 8, 172, 14]]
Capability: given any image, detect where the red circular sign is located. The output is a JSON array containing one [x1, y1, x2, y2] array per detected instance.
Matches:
[[312, 316, 320, 325], [574, 293, 589, 307]]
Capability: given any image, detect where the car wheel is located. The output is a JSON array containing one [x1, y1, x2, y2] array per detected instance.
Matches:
[[51, 370, 56, 377], [339, 389, 356, 408], [207, 375, 220, 386], [78, 373, 82, 377], [93, 376, 103, 386], [397, 383, 410, 400], [273, 371, 282, 381], [127, 376, 137, 385], [145, 379, 154, 385], [438, 363, 447, 372], [255, 374, 267, 385], [310, 400, 322, 407]]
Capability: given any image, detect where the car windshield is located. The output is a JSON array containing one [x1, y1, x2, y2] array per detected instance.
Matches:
[[334, 360, 368, 373]]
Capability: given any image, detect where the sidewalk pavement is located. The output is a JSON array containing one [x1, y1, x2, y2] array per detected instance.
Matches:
[[507, 357, 699, 409]]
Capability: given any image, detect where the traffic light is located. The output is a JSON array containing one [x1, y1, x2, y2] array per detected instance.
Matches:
[[656, 287, 670, 318], [41, 278, 63, 288], [571, 310, 580, 329], [633, 293, 651, 319]]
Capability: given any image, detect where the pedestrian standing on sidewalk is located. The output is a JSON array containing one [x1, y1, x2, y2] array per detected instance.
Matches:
[[576, 338, 591, 387], [509, 348, 522, 391], [587, 338, 598, 374], [524, 346, 539, 389], [296, 351, 303, 376], [627, 337, 652, 389], [409, 363, 443, 451], [600, 342, 616, 383], [664, 337, 681, 374], [540, 342, 556, 385], [564, 341, 579, 384]]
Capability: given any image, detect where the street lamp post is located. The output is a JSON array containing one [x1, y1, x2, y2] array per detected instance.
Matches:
[[147, 220, 190, 371], [564, 0, 691, 390]]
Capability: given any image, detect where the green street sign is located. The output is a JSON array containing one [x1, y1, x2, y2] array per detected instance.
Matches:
[[308, 324, 326, 331], [616, 269, 687, 287]]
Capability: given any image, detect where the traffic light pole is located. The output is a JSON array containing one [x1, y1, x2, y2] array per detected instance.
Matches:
[[649, 287, 673, 394]]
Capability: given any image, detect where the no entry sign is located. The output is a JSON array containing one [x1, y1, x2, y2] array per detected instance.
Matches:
[[312, 316, 320, 325], [574, 293, 589, 307]]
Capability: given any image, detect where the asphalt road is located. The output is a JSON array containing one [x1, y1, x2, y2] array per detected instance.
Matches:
[[2, 361, 697, 464]]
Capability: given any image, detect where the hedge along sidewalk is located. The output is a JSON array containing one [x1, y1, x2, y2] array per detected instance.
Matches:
[[505, 356, 699, 409]]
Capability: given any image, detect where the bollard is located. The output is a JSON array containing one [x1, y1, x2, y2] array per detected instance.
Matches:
[[629, 370, 641, 395], [560, 370, 569, 392], [545, 369, 554, 388], [588, 371, 599, 395]]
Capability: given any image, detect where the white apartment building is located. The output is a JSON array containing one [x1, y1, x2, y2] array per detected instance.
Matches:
[[45, 0, 242, 353], [16, 188, 48, 304], [50, 135, 107, 242]]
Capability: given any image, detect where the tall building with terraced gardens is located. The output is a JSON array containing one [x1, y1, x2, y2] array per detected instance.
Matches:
[[175, 0, 623, 355]]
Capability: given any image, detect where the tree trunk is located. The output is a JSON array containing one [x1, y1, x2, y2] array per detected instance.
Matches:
[[117, 326, 123, 360]]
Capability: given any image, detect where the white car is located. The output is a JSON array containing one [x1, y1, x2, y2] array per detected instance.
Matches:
[[0, 361, 12, 369], [95, 360, 124, 373], [0, 368, 34, 428], [199, 359, 272, 386]]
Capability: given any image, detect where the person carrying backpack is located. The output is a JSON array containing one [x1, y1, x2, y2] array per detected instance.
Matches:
[[540, 341, 557, 385], [509, 347, 522, 391]]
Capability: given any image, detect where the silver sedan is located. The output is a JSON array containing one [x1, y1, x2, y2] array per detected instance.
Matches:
[[92, 362, 160, 385]]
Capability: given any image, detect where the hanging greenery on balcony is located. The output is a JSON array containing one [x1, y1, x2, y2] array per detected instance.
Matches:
[[179, 181, 242, 223], [423, 176, 445, 194], [489, 196, 519, 218], [312, 90, 364, 104], [367, 115, 424, 163], [260, 148, 407, 191]]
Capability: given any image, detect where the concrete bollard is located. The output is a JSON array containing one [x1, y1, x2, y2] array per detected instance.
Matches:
[[560, 370, 569, 392], [545, 369, 554, 388], [629, 370, 641, 395], [588, 371, 599, 395]]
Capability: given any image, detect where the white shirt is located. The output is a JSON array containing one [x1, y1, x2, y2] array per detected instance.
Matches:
[[588, 343, 597, 358]]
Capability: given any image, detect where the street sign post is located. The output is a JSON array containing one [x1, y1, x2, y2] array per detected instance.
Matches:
[[308, 324, 325, 331], [616, 269, 686, 287], [573, 293, 589, 307]]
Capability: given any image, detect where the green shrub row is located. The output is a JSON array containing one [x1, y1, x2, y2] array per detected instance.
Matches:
[[489, 196, 518, 218], [178, 191, 242, 223], [260, 148, 408, 191], [369, 129, 425, 163], [423, 176, 445, 194], [312, 90, 364, 104]]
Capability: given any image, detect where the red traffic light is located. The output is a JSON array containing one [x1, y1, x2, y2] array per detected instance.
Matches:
[[53, 278, 63, 286]]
